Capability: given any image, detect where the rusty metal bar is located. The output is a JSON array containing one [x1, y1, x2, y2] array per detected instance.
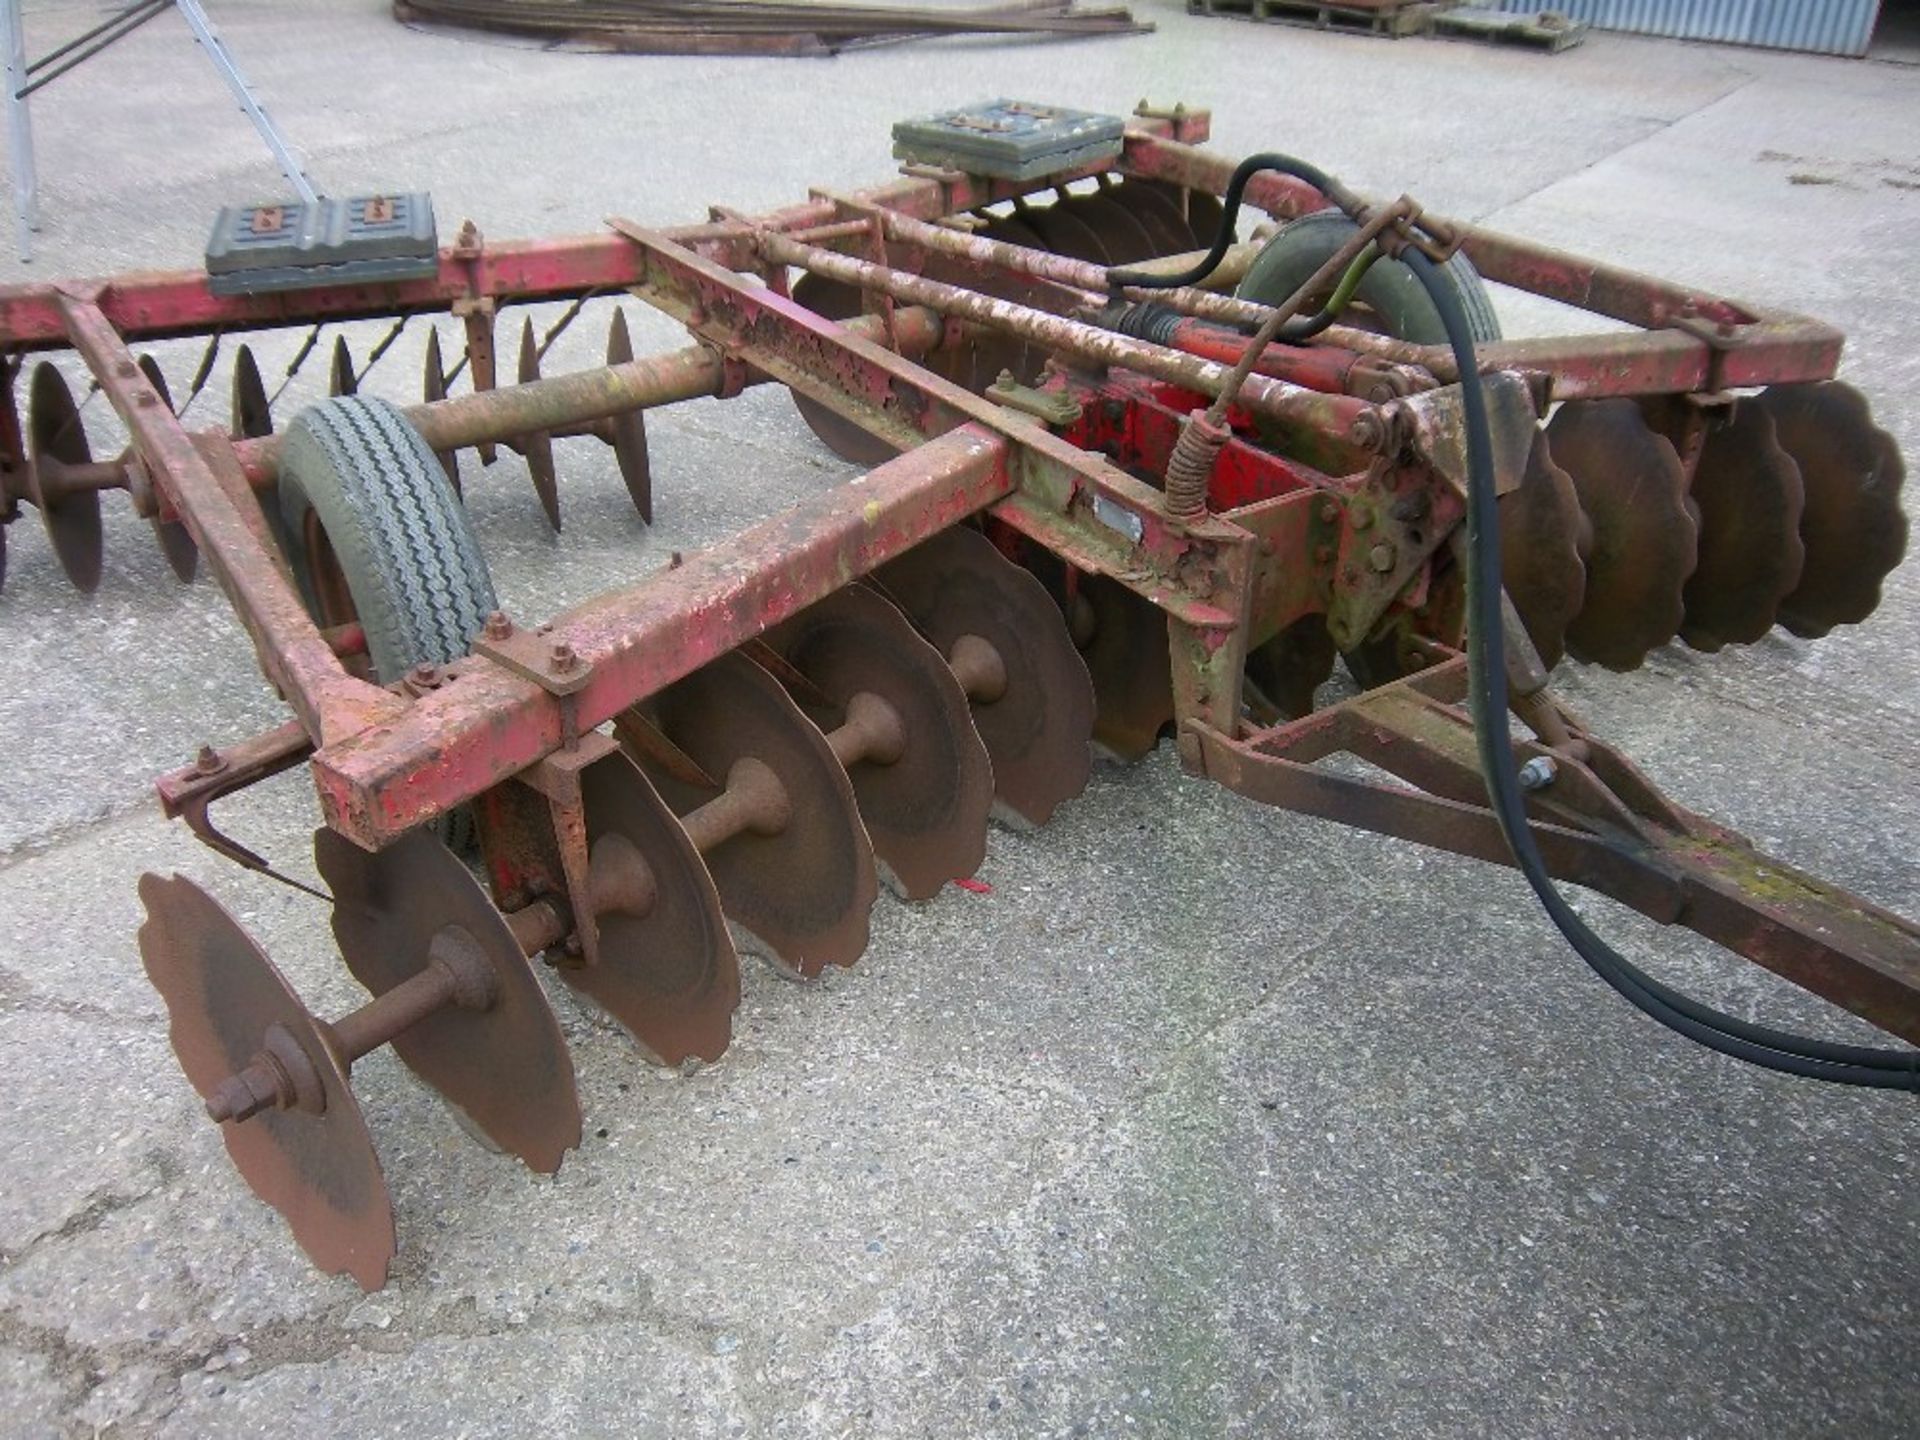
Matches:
[[231, 305, 946, 485], [745, 225, 1374, 437], [1116, 131, 1847, 398], [1192, 662, 1920, 1047], [311, 424, 1012, 846], [53, 290, 398, 747], [0, 112, 1208, 353]]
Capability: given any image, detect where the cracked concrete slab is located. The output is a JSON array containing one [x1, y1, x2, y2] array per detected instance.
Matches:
[[0, 3, 1915, 1437]]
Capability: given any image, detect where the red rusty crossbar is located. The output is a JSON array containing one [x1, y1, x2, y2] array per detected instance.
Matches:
[[1115, 131, 1845, 399], [0, 112, 1215, 352], [313, 423, 1012, 845]]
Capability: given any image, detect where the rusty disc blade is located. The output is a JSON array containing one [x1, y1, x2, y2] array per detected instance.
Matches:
[[317, 828, 582, 1175], [137, 355, 199, 583], [231, 345, 273, 440], [1077, 573, 1174, 761], [767, 585, 994, 898], [1063, 192, 1154, 265], [875, 525, 1095, 827], [1673, 399, 1806, 651], [1246, 613, 1337, 721], [517, 319, 561, 530], [1100, 177, 1194, 258], [1548, 398, 1697, 671], [137, 872, 394, 1292], [1497, 429, 1590, 667], [27, 362, 103, 591], [625, 650, 878, 976], [572, 748, 740, 1064], [788, 272, 901, 467], [1752, 381, 1909, 639], [329, 336, 358, 397], [421, 329, 461, 494], [1019, 194, 1110, 264], [605, 309, 654, 524]]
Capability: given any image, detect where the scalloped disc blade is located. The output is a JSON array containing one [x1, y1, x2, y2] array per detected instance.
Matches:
[[1065, 192, 1154, 265], [574, 749, 740, 1064], [231, 345, 273, 440], [421, 328, 461, 494], [1078, 573, 1174, 761], [1498, 429, 1590, 668], [517, 319, 561, 530], [27, 362, 103, 591], [1677, 399, 1806, 651], [1099, 178, 1194, 258], [767, 585, 994, 899], [1753, 381, 1909, 639], [787, 272, 900, 467], [605, 309, 654, 524], [876, 525, 1095, 827], [1246, 613, 1337, 721], [138, 872, 394, 1292], [1548, 398, 1697, 671], [329, 336, 358, 398], [318, 828, 582, 1174], [136, 356, 199, 582], [623, 650, 878, 977]]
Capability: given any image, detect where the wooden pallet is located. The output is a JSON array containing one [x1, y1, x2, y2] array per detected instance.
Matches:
[[1432, 5, 1586, 51], [1185, 0, 1445, 39]]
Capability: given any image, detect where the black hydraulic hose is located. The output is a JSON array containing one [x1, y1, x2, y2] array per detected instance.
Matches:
[[1107, 152, 1366, 289], [1398, 242, 1919, 1091]]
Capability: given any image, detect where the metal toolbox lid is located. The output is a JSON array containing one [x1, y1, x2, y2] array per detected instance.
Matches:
[[892, 101, 1125, 181], [206, 193, 437, 276]]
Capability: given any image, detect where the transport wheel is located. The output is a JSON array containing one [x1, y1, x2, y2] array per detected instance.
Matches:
[[277, 395, 497, 683], [1235, 209, 1502, 346], [279, 396, 496, 852]]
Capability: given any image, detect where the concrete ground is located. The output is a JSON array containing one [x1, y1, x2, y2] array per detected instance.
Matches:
[[0, 2, 1916, 1435]]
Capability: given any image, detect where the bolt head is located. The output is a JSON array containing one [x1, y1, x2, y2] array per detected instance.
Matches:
[[1317, 499, 1341, 525], [1518, 756, 1558, 792], [549, 641, 578, 672], [1367, 542, 1397, 573], [483, 610, 512, 640], [194, 744, 225, 775]]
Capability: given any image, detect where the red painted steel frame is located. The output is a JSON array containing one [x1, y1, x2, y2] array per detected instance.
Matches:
[[0, 107, 1861, 853]]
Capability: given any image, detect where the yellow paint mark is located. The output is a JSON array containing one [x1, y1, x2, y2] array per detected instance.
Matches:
[[863, 500, 882, 526]]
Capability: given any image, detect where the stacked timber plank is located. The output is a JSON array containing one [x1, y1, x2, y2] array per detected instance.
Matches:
[[394, 0, 1151, 54]]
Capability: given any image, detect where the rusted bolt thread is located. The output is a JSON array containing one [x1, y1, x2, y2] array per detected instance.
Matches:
[[946, 635, 1007, 705], [825, 692, 907, 771], [1163, 409, 1230, 521]]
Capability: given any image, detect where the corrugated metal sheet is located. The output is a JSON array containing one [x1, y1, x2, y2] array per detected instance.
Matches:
[[1496, 0, 1882, 55]]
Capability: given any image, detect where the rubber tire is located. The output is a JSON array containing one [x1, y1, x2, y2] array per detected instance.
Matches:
[[278, 395, 497, 683], [1235, 209, 1502, 346]]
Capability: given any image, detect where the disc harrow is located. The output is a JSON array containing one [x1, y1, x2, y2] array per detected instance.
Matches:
[[4, 99, 1916, 1287]]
